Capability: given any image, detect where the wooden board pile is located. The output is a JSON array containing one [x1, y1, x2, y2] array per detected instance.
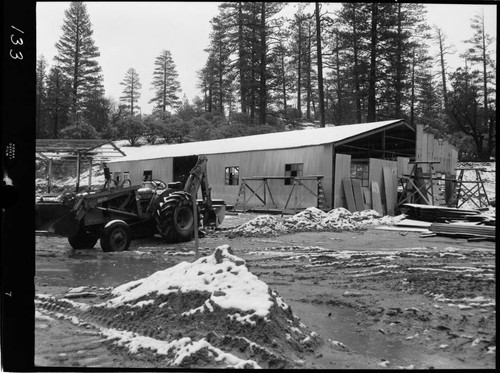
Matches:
[[401, 203, 482, 222], [400, 203, 495, 241], [429, 222, 495, 241]]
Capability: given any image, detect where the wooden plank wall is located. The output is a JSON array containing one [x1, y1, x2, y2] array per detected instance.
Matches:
[[397, 157, 410, 177], [368, 158, 398, 209], [333, 153, 351, 208], [415, 124, 458, 174]]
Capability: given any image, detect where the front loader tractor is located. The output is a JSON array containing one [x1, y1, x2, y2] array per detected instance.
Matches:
[[35, 156, 225, 252]]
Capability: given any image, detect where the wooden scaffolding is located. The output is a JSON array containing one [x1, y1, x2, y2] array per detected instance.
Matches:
[[234, 176, 328, 213]]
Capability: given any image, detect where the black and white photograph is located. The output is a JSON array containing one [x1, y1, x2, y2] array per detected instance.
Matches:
[[2, 1, 496, 370]]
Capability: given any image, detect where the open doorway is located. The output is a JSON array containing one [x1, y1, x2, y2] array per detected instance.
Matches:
[[173, 155, 198, 185]]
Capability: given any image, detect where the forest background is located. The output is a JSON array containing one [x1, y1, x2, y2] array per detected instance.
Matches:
[[36, 2, 496, 161]]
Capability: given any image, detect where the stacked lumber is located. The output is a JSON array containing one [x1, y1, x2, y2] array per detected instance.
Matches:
[[401, 203, 481, 222], [430, 222, 495, 241]]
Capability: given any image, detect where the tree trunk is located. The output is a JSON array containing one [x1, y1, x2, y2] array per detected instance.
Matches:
[[250, 4, 257, 120], [480, 15, 489, 130], [335, 31, 341, 125], [72, 10, 81, 126], [367, 3, 378, 122], [238, 2, 247, 114], [409, 47, 416, 127], [316, 2, 325, 127], [219, 44, 224, 115], [306, 24, 311, 121], [352, 6, 362, 123], [394, 3, 402, 118], [281, 52, 287, 111], [437, 28, 449, 112], [259, 2, 267, 125], [297, 18, 302, 117]]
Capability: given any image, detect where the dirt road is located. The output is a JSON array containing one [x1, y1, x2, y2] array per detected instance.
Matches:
[[35, 213, 496, 369]]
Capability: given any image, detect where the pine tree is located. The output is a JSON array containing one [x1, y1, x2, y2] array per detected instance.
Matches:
[[433, 26, 453, 115], [54, 1, 104, 126], [334, 3, 371, 124], [45, 65, 72, 138], [120, 68, 142, 116], [202, 16, 233, 115], [315, 2, 326, 127], [150, 50, 181, 113], [36, 56, 49, 137], [463, 11, 496, 153]]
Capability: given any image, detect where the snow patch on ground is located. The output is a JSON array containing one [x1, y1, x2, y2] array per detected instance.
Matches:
[[101, 327, 260, 368]]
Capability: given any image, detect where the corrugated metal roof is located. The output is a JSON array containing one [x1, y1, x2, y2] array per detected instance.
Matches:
[[110, 119, 404, 163]]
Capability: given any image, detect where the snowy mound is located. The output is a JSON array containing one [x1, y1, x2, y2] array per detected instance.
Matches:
[[229, 207, 389, 237], [228, 215, 288, 237], [104, 244, 273, 318], [36, 245, 323, 369], [283, 207, 327, 231]]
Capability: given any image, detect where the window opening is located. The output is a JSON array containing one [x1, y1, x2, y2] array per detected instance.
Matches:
[[143, 170, 152, 181], [113, 172, 122, 183], [350, 163, 369, 187], [284, 163, 303, 185], [225, 166, 239, 185]]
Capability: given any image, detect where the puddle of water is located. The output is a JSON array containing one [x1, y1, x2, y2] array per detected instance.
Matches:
[[286, 300, 416, 365], [37, 254, 177, 288]]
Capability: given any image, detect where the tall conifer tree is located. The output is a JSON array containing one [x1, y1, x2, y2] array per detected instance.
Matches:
[[54, 1, 104, 126], [150, 50, 181, 113], [120, 68, 142, 116]]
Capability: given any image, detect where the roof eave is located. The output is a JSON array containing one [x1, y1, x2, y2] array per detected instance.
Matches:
[[333, 119, 410, 147]]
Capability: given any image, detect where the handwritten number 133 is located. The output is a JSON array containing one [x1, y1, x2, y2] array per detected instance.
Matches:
[[10, 25, 24, 60]]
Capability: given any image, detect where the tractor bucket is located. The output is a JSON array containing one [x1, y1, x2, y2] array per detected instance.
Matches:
[[204, 200, 226, 228], [36, 203, 80, 237]]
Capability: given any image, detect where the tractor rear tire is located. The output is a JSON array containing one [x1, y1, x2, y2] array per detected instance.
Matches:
[[68, 228, 99, 250], [100, 221, 131, 252], [156, 191, 195, 243]]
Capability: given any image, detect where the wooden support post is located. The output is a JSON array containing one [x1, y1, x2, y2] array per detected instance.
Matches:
[[243, 180, 247, 212], [192, 194, 199, 259], [263, 178, 267, 205], [75, 153, 81, 193], [47, 158, 52, 193], [88, 159, 93, 190], [444, 172, 456, 207]]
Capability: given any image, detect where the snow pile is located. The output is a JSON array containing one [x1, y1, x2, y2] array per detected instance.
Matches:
[[37, 245, 324, 368], [229, 207, 393, 237], [282, 207, 327, 231], [228, 215, 288, 237], [91, 245, 322, 368], [104, 244, 273, 318], [321, 207, 363, 231]]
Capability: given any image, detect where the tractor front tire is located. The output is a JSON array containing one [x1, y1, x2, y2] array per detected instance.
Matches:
[[68, 229, 99, 250], [156, 192, 195, 243], [100, 221, 131, 252]]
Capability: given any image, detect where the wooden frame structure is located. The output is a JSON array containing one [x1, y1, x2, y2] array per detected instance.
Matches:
[[397, 161, 441, 206], [454, 168, 490, 209], [36, 139, 125, 193], [234, 176, 327, 213]]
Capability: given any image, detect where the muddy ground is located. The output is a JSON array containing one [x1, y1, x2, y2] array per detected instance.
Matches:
[[35, 212, 496, 369]]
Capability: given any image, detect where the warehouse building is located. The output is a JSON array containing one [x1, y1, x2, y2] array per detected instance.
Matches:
[[107, 119, 425, 211]]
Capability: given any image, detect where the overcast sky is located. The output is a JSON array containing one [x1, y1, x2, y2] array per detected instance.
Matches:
[[36, 2, 497, 115]]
